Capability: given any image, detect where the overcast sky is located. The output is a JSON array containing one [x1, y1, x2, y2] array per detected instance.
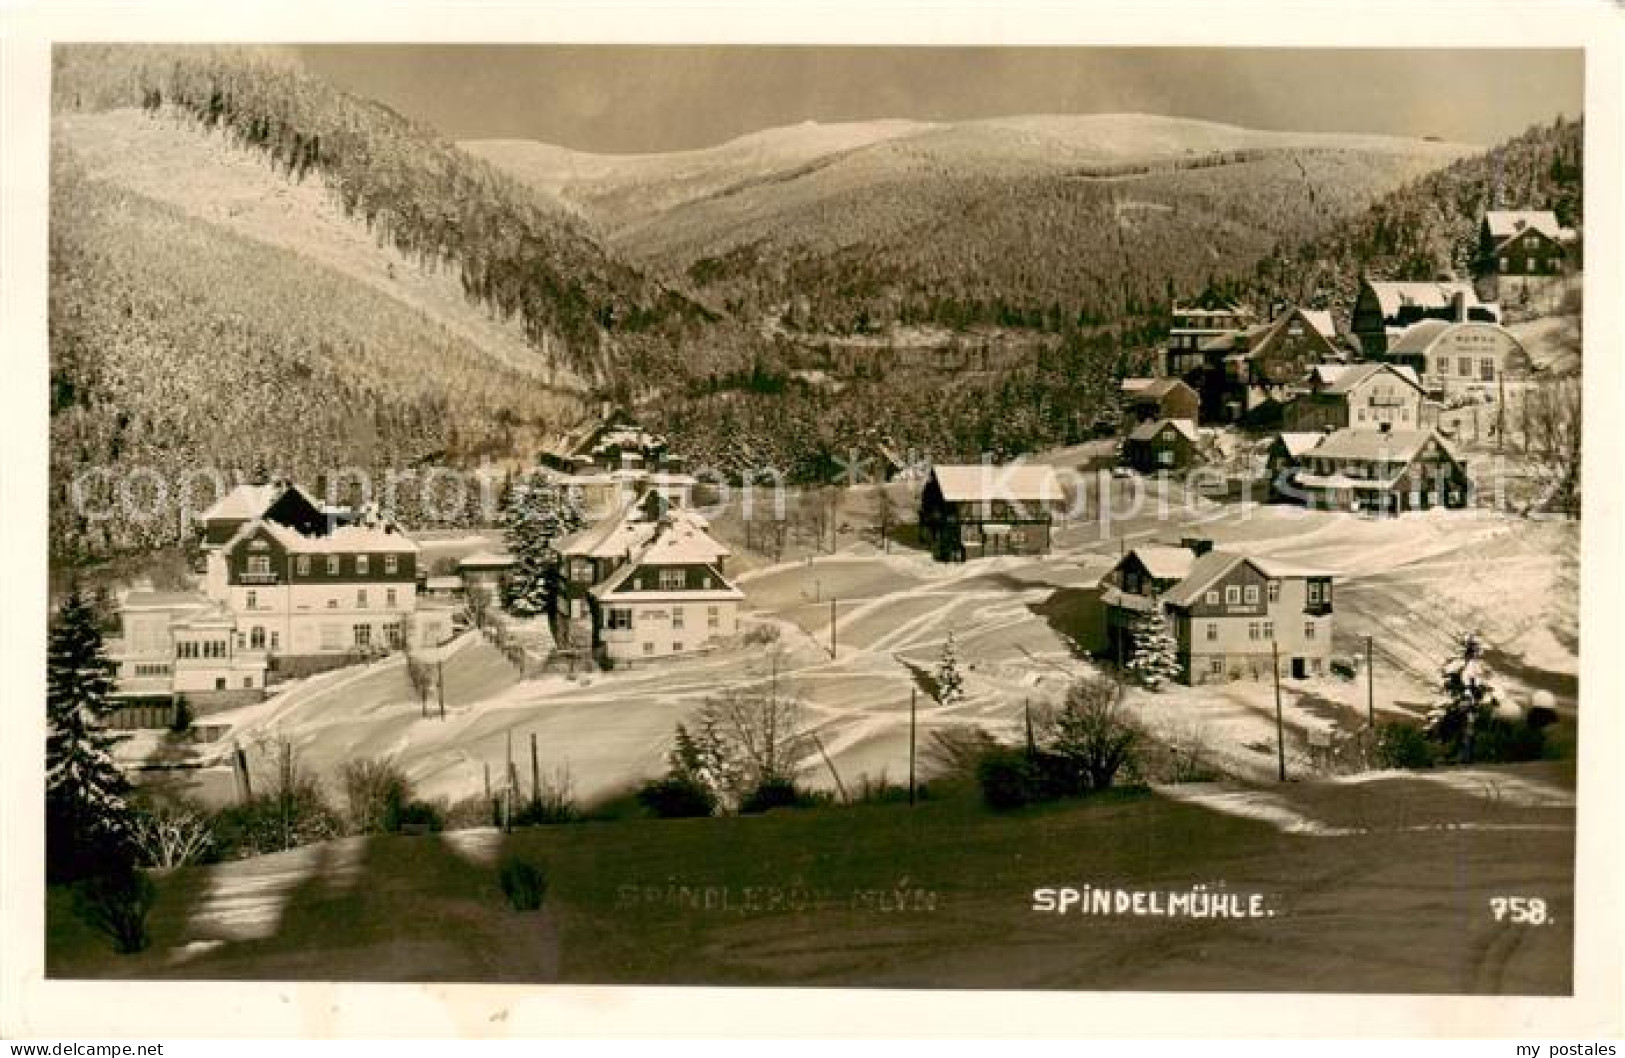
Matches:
[[295, 46, 1583, 154]]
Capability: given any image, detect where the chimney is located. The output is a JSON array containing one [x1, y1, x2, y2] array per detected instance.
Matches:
[[1181, 536, 1214, 557], [1451, 290, 1468, 323]]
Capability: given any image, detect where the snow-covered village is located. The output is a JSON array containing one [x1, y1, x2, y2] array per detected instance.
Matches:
[[21, 39, 1598, 1009]]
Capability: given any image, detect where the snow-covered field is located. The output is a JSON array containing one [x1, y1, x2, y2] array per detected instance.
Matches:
[[140, 503, 1578, 809]]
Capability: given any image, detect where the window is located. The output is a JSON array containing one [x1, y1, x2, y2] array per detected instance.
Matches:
[[250, 626, 265, 650], [1307, 581, 1321, 604], [1267, 580, 1280, 603], [215, 678, 226, 691], [1157, 449, 1174, 466], [659, 569, 686, 591], [1524, 234, 1539, 249], [327, 555, 340, 576], [1305, 621, 1316, 640], [643, 642, 655, 656], [243, 677, 254, 689], [357, 589, 369, 609], [672, 607, 685, 630], [247, 555, 271, 576], [1499, 256, 1509, 272], [357, 555, 370, 575], [1244, 585, 1260, 604], [1357, 407, 1366, 422], [246, 590, 257, 610], [1206, 622, 1218, 642], [607, 608, 633, 631], [384, 554, 398, 575], [708, 605, 720, 630], [270, 631, 280, 651], [1210, 658, 1224, 675], [178, 641, 197, 659], [572, 559, 594, 583], [1225, 585, 1241, 605], [385, 623, 403, 649], [296, 556, 311, 576], [353, 624, 372, 648], [1248, 622, 1261, 641], [672, 642, 684, 654], [1205, 590, 1219, 605], [1480, 357, 1495, 382], [327, 598, 338, 609], [386, 588, 397, 609], [1459, 356, 1472, 378], [1262, 621, 1273, 640]]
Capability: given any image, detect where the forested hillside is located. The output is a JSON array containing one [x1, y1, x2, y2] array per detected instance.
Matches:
[[48, 151, 580, 559], [471, 115, 1477, 336], [1246, 116, 1584, 317], [51, 44, 719, 383]]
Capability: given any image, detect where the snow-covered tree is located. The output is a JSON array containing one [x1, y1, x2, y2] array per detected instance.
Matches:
[[501, 473, 585, 618], [1423, 632, 1502, 762], [935, 629, 966, 707], [1127, 604, 1181, 691], [46, 587, 133, 881]]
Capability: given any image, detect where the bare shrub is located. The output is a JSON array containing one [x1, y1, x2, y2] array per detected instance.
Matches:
[[128, 798, 213, 869]]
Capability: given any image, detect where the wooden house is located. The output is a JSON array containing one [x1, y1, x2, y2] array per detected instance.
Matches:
[[1099, 541, 1335, 684], [1271, 426, 1470, 513], [1183, 306, 1341, 424], [1283, 362, 1429, 433], [1350, 279, 1500, 357], [1477, 210, 1576, 279], [1120, 378, 1200, 424], [918, 463, 1065, 562], [1122, 418, 1199, 473], [1381, 319, 1533, 400]]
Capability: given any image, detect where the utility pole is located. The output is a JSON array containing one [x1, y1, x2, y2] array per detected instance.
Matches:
[[436, 658, 446, 719], [830, 598, 837, 658], [908, 688, 918, 806], [530, 731, 541, 811], [1272, 640, 1286, 782], [1366, 635, 1375, 732]]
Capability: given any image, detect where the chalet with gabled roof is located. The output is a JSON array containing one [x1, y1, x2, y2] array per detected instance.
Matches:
[[1182, 306, 1341, 424], [1122, 418, 1200, 473], [1269, 426, 1469, 513], [1098, 540, 1335, 684], [555, 492, 742, 664], [1478, 210, 1577, 279], [1381, 319, 1533, 399], [1120, 377, 1200, 424], [1351, 279, 1500, 356], [918, 463, 1066, 562], [1284, 362, 1429, 433]]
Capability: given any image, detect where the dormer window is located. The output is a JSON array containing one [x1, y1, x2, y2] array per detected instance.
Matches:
[[384, 554, 398, 576], [357, 555, 370, 575]]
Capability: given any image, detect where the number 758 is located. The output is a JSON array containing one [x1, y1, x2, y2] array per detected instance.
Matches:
[[1489, 897, 1549, 925]]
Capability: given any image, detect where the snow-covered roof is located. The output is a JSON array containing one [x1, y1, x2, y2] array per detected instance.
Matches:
[[1363, 281, 1498, 322], [1121, 378, 1189, 399], [423, 576, 465, 592], [199, 483, 280, 522], [1161, 550, 1334, 609], [929, 463, 1065, 504], [121, 590, 213, 612], [1301, 310, 1338, 341], [1485, 210, 1575, 242], [1131, 545, 1199, 581], [1385, 320, 1527, 366], [458, 550, 516, 570], [1128, 418, 1198, 443], [1305, 427, 1457, 464], [1312, 361, 1423, 396], [1274, 432, 1327, 457]]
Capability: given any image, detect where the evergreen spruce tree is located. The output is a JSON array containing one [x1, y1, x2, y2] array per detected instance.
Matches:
[[1127, 604, 1182, 691], [501, 473, 585, 618], [1424, 632, 1501, 763], [935, 629, 966, 707], [46, 587, 133, 881]]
